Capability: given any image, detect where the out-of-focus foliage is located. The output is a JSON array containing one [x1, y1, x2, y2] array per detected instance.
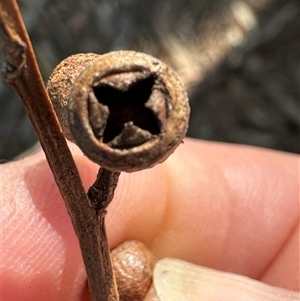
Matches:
[[1, 0, 299, 160]]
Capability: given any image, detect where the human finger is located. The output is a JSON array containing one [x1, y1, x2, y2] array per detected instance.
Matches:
[[1, 139, 298, 301]]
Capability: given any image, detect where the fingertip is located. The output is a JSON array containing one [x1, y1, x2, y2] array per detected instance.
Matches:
[[2, 138, 298, 299], [1, 147, 90, 300], [104, 139, 299, 285], [150, 258, 299, 301]]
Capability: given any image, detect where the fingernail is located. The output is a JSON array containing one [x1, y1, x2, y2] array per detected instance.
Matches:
[[143, 284, 161, 301], [151, 258, 299, 301]]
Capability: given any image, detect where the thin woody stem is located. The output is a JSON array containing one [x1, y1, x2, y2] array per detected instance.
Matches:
[[88, 168, 121, 299], [0, 1, 118, 300], [88, 168, 121, 215]]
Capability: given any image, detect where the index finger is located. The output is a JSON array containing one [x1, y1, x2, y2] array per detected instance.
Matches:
[[104, 138, 299, 290], [2, 138, 299, 301]]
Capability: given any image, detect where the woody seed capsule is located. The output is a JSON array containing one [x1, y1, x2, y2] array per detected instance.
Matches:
[[47, 51, 190, 172]]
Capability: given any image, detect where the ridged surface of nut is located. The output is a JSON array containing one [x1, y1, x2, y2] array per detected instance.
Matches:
[[47, 53, 99, 140], [47, 51, 190, 172], [111, 240, 156, 301]]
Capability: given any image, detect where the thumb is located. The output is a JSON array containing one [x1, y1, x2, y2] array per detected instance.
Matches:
[[145, 258, 299, 301]]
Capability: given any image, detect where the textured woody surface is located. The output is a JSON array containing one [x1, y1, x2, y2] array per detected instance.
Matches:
[[46, 53, 99, 139], [47, 51, 190, 172], [111, 241, 157, 301]]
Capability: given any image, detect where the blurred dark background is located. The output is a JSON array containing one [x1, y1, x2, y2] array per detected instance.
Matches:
[[1, 0, 299, 161]]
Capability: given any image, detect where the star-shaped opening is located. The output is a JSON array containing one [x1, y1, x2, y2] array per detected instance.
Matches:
[[92, 75, 161, 144]]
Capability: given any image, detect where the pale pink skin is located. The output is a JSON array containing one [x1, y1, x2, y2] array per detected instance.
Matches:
[[1, 138, 299, 300]]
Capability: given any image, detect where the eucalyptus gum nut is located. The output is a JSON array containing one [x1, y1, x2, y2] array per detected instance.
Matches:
[[47, 53, 99, 140], [111, 241, 157, 301], [47, 50, 190, 172]]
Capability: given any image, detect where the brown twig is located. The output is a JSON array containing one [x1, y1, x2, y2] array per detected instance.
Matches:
[[87, 168, 121, 298], [0, 1, 118, 300], [45, 50, 190, 300], [1, 2, 191, 300]]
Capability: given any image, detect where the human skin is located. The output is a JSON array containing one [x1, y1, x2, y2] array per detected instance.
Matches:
[[1, 138, 299, 300]]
